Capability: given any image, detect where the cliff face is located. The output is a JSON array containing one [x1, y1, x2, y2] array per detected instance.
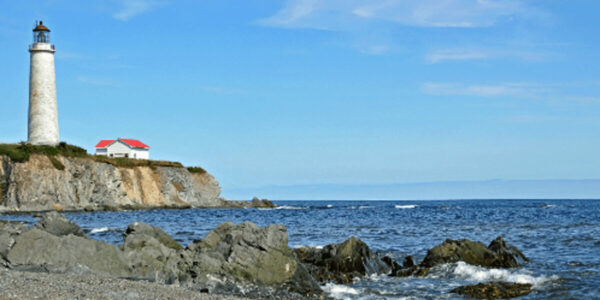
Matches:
[[0, 154, 226, 212]]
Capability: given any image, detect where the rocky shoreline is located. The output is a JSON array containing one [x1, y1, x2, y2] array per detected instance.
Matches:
[[0, 213, 535, 299]]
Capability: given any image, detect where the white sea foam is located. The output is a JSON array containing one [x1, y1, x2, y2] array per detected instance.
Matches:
[[293, 244, 324, 250], [327, 204, 333, 208], [89, 227, 112, 234], [275, 206, 307, 210], [322, 283, 360, 299], [541, 204, 556, 208], [395, 205, 417, 209], [358, 205, 373, 209], [451, 262, 557, 287]]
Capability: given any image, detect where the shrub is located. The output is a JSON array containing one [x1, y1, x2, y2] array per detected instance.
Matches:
[[187, 166, 207, 174]]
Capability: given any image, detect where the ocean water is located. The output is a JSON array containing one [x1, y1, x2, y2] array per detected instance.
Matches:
[[2, 199, 600, 299]]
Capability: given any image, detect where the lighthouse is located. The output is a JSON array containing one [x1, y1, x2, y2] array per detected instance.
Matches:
[[28, 21, 59, 146]]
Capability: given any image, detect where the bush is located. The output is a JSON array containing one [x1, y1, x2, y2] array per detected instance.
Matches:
[[187, 166, 207, 174]]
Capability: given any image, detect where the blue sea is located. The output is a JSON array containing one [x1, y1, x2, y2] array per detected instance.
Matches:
[[2, 199, 600, 299]]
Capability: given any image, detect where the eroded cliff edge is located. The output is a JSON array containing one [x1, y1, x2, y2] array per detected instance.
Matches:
[[0, 154, 261, 212]]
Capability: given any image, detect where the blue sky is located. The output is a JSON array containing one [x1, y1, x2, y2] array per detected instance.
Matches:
[[0, 1, 599, 199]]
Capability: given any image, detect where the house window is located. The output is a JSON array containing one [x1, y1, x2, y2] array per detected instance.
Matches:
[[110, 154, 113, 157], [125, 154, 129, 158], [134, 153, 137, 159]]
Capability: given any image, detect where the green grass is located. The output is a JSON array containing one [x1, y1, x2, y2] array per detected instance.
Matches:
[[0, 142, 87, 163], [47, 156, 65, 170], [0, 142, 204, 172], [187, 166, 207, 174], [92, 156, 184, 169]]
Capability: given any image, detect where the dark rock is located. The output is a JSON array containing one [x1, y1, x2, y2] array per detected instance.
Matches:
[[451, 282, 533, 299], [294, 237, 390, 284], [34, 211, 85, 237], [420, 237, 527, 268], [6, 228, 130, 277], [180, 221, 321, 296], [382, 255, 402, 273], [487, 236, 529, 268], [403, 256, 415, 268], [251, 197, 276, 208]]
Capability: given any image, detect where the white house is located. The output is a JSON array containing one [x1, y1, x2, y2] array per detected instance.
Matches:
[[95, 138, 150, 159]]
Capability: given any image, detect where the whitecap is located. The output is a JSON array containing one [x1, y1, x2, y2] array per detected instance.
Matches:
[[395, 205, 417, 209], [293, 244, 324, 250], [327, 204, 333, 208], [322, 283, 360, 299], [89, 227, 112, 234], [358, 205, 373, 209], [541, 204, 556, 208], [275, 206, 307, 210], [451, 262, 558, 287]]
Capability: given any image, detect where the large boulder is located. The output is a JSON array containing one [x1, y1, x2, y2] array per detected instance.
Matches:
[[124, 222, 183, 251], [34, 211, 86, 237], [451, 282, 533, 299], [420, 236, 528, 269], [0, 220, 27, 266], [294, 237, 390, 284], [179, 221, 320, 296], [121, 222, 184, 284], [6, 228, 130, 277]]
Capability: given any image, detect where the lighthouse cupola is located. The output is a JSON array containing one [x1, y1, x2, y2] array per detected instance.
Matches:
[[33, 21, 51, 44]]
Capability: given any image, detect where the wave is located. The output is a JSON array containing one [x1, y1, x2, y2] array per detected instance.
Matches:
[[322, 283, 360, 299], [292, 244, 324, 250], [541, 204, 556, 208], [395, 205, 417, 209], [445, 262, 558, 287], [275, 206, 309, 210], [88, 227, 120, 234]]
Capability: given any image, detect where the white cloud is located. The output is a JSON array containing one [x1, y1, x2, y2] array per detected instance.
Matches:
[[421, 81, 600, 105], [421, 82, 546, 98], [426, 48, 551, 63], [113, 0, 160, 21], [259, 0, 542, 29]]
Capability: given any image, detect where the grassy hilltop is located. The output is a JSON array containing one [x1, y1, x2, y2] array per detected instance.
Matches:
[[0, 142, 205, 173]]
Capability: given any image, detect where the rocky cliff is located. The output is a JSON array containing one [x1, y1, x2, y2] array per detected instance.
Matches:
[[0, 154, 246, 212]]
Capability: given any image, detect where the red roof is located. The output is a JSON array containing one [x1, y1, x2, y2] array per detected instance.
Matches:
[[95, 140, 115, 148], [95, 139, 150, 149]]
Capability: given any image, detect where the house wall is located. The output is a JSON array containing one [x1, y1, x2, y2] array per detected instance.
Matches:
[[95, 141, 150, 159], [95, 148, 107, 156], [131, 148, 149, 160]]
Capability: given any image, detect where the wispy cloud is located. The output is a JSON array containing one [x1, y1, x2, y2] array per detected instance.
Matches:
[[421, 81, 600, 106], [113, 0, 161, 21], [421, 82, 547, 98], [426, 48, 552, 63], [259, 0, 544, 29]]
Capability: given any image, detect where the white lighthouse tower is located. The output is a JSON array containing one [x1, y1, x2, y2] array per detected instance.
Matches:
[[28, 21, 59, 146]]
